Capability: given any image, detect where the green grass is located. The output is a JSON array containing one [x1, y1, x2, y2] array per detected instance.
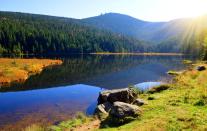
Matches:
[[167, 70, 182, 75], [49, 112, 94, 131], [96, 64, 207, 131], [183, 60, 193, 64]]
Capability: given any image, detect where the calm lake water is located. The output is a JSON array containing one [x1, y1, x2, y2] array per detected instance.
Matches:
[[0, 55, 190, 130]]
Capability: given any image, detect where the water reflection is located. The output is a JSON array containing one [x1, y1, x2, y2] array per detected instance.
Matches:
[[0, 84, 102, 130], [1, 55, 189, 92]]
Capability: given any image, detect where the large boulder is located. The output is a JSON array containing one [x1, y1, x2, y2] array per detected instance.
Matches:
[[94, 102, 112, 115], [98, 88, 137, 104], [110, 102, 141, 119]]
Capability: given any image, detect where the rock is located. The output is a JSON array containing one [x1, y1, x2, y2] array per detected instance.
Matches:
[[196, 66, 206, 71], [98, 88, 137, 104], [133, 99, 145, 106], [94, 102, 112, 115], [110, 102, 141, 119], [95, 104, 108, 115]]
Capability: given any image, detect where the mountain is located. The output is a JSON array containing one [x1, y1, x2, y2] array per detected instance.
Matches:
[[82, 13, 207, 43], [0, 11, 207, 55], [0, 11, 150, 55], [82, 13, 165, 42]]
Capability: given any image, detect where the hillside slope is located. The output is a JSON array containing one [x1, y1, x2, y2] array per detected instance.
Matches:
[[82, 13, 207, 43], [0, 11, 149, 55]]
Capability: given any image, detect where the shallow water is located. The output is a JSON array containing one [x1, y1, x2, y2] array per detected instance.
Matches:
[[135, 82, 164, 91], [0, 55, 191, 130], [0, 84, 102, 130]]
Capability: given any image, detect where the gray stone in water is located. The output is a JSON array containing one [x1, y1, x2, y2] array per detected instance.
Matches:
[[98, 88, 137, 104], [133, 99, 145, 106], [196, 66, 206, 71], [110, 102, 141, 119]]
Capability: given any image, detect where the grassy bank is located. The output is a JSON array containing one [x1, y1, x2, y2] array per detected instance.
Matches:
[[98, 62, 207, 131], [25, 62, 207, 131], [0, 58, 62, 87]]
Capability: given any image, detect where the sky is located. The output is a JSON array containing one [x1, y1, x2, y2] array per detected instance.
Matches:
[[1, 0, 207, 22]]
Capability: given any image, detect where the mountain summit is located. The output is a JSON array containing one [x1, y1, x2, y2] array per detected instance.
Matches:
[[82, 13, 205, 43]]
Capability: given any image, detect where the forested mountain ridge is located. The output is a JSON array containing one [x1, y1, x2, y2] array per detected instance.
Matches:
[[82, 13, 166, 42], [0, 11, 150, 55], [0, 11, 207, 56], [82, 13, 205, 42], [83, 13, 207, 57]]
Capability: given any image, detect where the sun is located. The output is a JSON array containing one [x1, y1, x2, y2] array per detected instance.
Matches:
[[175, 0, 207, 18], [159, 0, 207, 21]]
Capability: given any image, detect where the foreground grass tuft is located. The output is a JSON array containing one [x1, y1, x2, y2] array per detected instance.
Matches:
[[23, 124, 45, 131], [183, 60, 193, 64], [167, 70, 183, 75], [50, 112, 94, 131]]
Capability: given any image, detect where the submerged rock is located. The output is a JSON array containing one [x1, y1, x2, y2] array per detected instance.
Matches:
[[110, 102, 141, 119], [196, 66, 206, 71], [98, 88, 137, 104]]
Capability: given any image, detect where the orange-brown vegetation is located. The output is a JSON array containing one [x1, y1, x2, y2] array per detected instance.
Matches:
[[0, 58, 62, 87]]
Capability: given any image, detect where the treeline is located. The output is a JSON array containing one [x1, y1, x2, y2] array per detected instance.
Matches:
[[181, 29, 207, 60], [0, 12, 150, 55]]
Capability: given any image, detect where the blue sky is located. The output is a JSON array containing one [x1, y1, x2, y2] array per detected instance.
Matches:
[[1, 0, 207, 22]]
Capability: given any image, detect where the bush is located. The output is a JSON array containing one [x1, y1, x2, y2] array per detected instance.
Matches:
[[194, 99, 205, 106], [148, 84, 171, 94], [148, 96, 155, 100]]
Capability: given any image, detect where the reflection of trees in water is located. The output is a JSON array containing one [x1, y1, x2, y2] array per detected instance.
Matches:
[[1, 55, 188, 92]]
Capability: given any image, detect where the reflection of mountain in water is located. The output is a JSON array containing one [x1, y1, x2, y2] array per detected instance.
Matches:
[[1, 55, 189, 92]]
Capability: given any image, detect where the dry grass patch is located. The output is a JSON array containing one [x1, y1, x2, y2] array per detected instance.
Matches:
[[0, 58, 62, 87]]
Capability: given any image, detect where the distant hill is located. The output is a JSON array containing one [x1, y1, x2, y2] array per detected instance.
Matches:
[[82, 13, 207, 43], [82, 13, 163, 42]]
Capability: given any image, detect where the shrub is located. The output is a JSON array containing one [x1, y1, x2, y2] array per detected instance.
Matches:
[[148, 84, 171, 94], [148, 96, 155, 100], [194, 99, 205, 106]]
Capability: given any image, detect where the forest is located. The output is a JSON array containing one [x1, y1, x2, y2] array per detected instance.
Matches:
[[0, 11, 207, 59], [0, 12, 150, 55]]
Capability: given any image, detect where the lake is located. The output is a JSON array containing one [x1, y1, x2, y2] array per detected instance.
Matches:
[[0, 55, 190, 130]]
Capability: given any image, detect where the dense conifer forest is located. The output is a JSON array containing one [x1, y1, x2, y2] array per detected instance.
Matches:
[[0, 11, 207, 59], [0, 12, 150, 55]]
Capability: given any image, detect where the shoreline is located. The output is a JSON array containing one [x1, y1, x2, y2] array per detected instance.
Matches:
[[90, 52, 184, 56], [46, 61, 207, 130], [0, 58, 63, 87]]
